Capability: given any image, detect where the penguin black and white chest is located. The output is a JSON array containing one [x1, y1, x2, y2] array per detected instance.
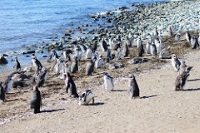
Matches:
[[103, 72, 114, 91], [63, 49, 72, 61], [36, 67, 48, 87], [128, 74, 140, 99], [30, 85, 42, 114], [171, 54, 181, 72], [3, 76, 13, 93], [137, 42, 144, 57], [101, 38, 108, 52], [175, 71, 190, 91], [122, 42, 129, 57], [47, 49, 58, 62], [64, 73, 79, 98], [150, 43, 157, 57], [31, 54, 43, 73], [13, 56, 21, 71], [85, 46, 93, 59], [79, 90, 95, 105]]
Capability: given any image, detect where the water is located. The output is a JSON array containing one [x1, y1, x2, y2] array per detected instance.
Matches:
[[0, 0, 168, 70]]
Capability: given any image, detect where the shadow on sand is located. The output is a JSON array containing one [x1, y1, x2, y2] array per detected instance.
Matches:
[[111, 89, 127, 92], [183, 88, 200, 91], [41, 108, 65, 113], [86, 102, 105, 106], [188, 79, 200, 82], [140, 95, 157, 99]]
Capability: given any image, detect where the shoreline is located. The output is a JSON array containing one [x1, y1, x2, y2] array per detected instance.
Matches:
[[1, 0, 200, 132]]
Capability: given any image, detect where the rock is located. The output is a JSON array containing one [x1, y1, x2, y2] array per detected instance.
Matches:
[[109, 62, 124, 70], [22, 50, 35, 55], [128, 58, 149, 64], [0, 54, 8, 64]]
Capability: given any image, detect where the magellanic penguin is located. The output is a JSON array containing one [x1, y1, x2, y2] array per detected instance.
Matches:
[[150, 43, 157, 57], [103, 72, 114, 91], [175, 70, 191, 91], [185, 31, 191, 42], [100, 38, 108, 52], [190, 36, 199, 49], [59, 61, 71, 80], [154, 37, 162, 53], [71, 57, 78, 73], [95, 55, 104, 69], [137, 42, 144, 57], [35, 67, 48, 87], [146, 42, 151, 54], [85, 58, 95, 76], [31, 54, 43, 74], [30, 85, 42, 114], [85, 46, 93, 59], [47, 49, 58, 62], [171, 54, 181, 72], [0, 82, 5, 102], [122, 42, 129, 57], [64, 73, 79, 98], [13, 56, 21, 71], [128, 74, 140, 99], [179, 60, 193, 75], [62, 48, 73, 61], [3, 76, 13, 93], [79, 90, 95, 105]]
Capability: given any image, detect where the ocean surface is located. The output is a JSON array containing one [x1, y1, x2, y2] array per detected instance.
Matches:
[[0, 0, 169, 69]]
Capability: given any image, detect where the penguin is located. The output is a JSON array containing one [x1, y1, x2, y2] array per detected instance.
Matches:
[[71, 57, 78, 73], [79, 90, 95, 105], [100, 38, 108, 52], [159, 46, 170, 59], [30, 85, 42, 114], [117, 47, 122, 60], [54, 58, 63, 75], [13, 56, 21, 71], [31, 54, 43, 74], [103, 72, 114, 91], [171, 54, 181, 72], [136, 37, 142, 48], [0, 82, 5, 102], [64, 73, 79, 98], [122, 42, 129, 57], [106, 49, 114, 63], [175, 70, 190, 91], [85, 58, 95, 76], [74, 46, 82, 61], [179, 60, 193, 75], [95, 55, 104, 69], [128, 74, 140, 99], [47, 49, 58, 63], [35, 67, 48, 87], [190, 36, 199, 49], [154, 37, 162, 53], [168, 26, 174, 37], [3, 76, 13, 93], [137, 42, 144, 57], [146, 42, 151, 54], [85, 46, 93, 59], [150, 43, 157, 57], [59, 61, 71, 80], [185, 31, 191, 42], [62, 48, 72, 61]]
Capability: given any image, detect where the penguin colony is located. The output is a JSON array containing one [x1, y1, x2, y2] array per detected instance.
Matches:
[[0, 3, 199, 115]]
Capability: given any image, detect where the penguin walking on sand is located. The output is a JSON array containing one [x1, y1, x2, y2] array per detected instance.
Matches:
[[79, 90, 95, 105], [179, 60, 193, 75], [150, 43, 157, 57], [103, 72, 114, 91], [64, 73, 79, 98], [30, 85, 42, 114], [175, 70, 191, 91], [190, 36, 199, 49], [128, 74, 140, 99], [85, 58, 95, 76], [185, 31, 191, 42], [171, 54, 181, 72], [13, 56, 21, 71], [31, 54, 43, 74], [122, 43, 129, 57], [0, 83, 5, 102]]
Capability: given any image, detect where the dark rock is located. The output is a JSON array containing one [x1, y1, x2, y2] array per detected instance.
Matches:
[[0, 54, 8, 64], [22, 50, 35, 55]]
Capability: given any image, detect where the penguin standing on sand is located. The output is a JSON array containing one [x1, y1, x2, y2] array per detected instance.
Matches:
[[31, 54, 43, 74], [0, 83, 5, 102], [3, 76, 13, 93], [103, 72, 114, 91], [85, 58, 95, 76], [190, 36, 199, 49], [13, 56, 21, 71], [122, 43, 129, 57], [95, 55, 103, 69], [128, 74, 140, 99], [175, 70, 191, 91], [64, 73, 79, 98], [35, 67, 48, 87], [30, 85, 42, 114], [171, 54, 181, 72], [79, 90, 95, 105], [185, 31, 191, 42], [101, 38, 108, 52], [71, 57, 78, 73], [47, 49, 58, 62], [150, 43, 157, 57], [137, 42, 144, 57]]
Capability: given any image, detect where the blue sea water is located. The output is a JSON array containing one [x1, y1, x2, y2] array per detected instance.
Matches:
[[0, 0, 168, 69]]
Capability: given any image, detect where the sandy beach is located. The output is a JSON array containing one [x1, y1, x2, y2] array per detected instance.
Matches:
[[1, 0, 200, 133]]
